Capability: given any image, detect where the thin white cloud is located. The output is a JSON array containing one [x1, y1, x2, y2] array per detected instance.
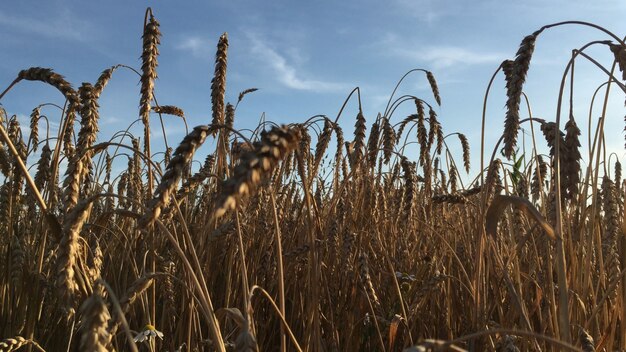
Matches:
[[396, 46, 504, 69], [246, 33, 349, 93], [177, 36, 212, 58], [0, 10, 88, 41]]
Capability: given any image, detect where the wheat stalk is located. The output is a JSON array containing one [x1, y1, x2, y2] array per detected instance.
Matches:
[[210, 33, 229, 133], [213, 125, 302, 219]]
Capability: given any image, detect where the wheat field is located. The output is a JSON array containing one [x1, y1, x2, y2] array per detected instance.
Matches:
[[0, 7, 626, 352]]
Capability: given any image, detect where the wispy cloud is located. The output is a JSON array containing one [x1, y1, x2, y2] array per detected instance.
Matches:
[[246, 32, 349, 93], [176, 36, 213, 58], [392, 0, 454, 24], [0, 10, 89, 41], [400, 46, 504, 69]]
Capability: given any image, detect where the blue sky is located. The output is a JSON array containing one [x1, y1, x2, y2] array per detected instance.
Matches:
[[1, 0, 625, 177]]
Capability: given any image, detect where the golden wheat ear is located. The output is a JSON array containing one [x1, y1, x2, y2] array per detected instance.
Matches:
[[486, 194, 555, 240], [213, 125, 302, 219]]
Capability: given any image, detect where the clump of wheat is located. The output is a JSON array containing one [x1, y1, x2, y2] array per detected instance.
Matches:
[[214, 125, 302, 218]]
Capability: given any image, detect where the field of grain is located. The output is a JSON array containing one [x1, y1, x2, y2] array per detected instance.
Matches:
[[1, 7, 626, 352]]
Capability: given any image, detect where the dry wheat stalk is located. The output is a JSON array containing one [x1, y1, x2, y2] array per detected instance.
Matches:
[[106, 274, 157, 344], [17, 67, 79, 105], [495, 335, 520, 352], [0, 143, 11, 176], [210, 33, 228, 134], [352, 111, 367, 167], [610, 43, 626, 80], [176, 154, 214, 200], [449, 165, 458, 193], [426, 71, 441, 106], [313, 119, 333, 176], [139, 10, 161, 142], [28, 107, 40, 152], [237, 88, 258, 105], [396, 113, 416, 142], [0, 336, 44, 352], [140, 125, 210, 229], [531, 155, 547, 201], [358, 251, 381, 308], [63, 82, 100, 210], [214, 125, 302, 219], [458, 133, 470, 173], [79, 282, 110, 351], [152, 105, 185, 118], [503, 31, 540, 158], [10, 235, 24, 289], [235, 322, 259, 352], [602, 176, 620, 252], [33, 143, 51, 200], [579, 327, 595, 352], [56, 196, 94, 316], [401, 156, 416, 221], [382, 117, 396, 164], [93, 65, 120, 98], [563, 117, 581, 200], [366, 119, 380, 167]]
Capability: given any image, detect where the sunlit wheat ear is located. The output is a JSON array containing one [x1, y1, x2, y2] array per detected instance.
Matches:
[[235, 322, 258, 352], [531, 155, 547, 201], [485, 159, 503, 195], [213, 125, 302, 219], [366, 118, 380, 167], [152, 105, 185, 118], [237, 87, 258, 105], [449, 166, 457, 193], [79, 282, 110, 351], [396, 113, 415, 142], [415, 100, 428, 165], [176, 154, 214, 199], [426, 71, 441, 106], [28, 107, 40, 152], [503, 30, 540, 159], [0, 143, 10, 176], [352, 111, 367, 166], [34, 143, 51, 191], [602, 175, 620, 252], [457, 133, 471, 173], [63, 82, 100, 210], [10, 235, 24, 289], [563, 116, 581, 200], [17, 67, 80, 158], [358, 251, 381, 308], [0, 337, 44, 352], [56, 197, 94, 317], [93, 65, 120, 98], [139, 10, 160, 132], [139, 125, 210, 230], [400, 156, 415, 221], [540, 121, 564, 157], [107, 274, 157, 343], [428, 108, 443, 155], [382, 117, 395, 164], [313, 119, 333, 169], [210, 33, 228, 135], [224, 103, 236, 132], [17, 67, 79, 105], [610, 43, 626, 80], [495, 335, 519, 352], [579, 327, 595, 352]]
